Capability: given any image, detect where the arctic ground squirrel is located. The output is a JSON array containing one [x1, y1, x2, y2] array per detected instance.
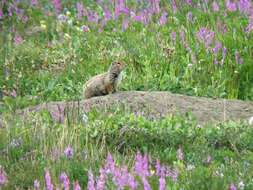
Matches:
[[83, 61, 125, 99]]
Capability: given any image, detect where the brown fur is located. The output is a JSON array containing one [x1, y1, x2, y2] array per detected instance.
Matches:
[[83, 61, 125, 99]]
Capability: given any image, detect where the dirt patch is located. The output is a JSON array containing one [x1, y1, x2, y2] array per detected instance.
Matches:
[[1, 91, 253, 126]]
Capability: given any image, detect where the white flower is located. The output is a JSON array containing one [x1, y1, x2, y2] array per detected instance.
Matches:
[[249, 116, 253, 125], [238, 181, 245, 190], [186, 164, 195, 171], [82, 113, 88, 124]]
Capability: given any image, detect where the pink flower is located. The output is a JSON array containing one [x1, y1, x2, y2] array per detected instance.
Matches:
[[229, 183, 237, 190], [81, 25, 90, 32], [87, 170, 96, 190], [226, 0, 237, 12], [73, 181, 81, 190], [212, 1, 220, 12], [52, 0, 61, 14], [44, 169, 54, 190], [64, 146, 74, 158], [0, 167, 8, 186], [159, 11, 168, 25], [14, 33, 23, 45], [34, 179, 40, 190], [59, 172, 70, 190]]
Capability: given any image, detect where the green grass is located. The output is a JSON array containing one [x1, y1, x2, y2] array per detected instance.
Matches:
[[0, 0, 253, 189], [1, 110, 253, 189]]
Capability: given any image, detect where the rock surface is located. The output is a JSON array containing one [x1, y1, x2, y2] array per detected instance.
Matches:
[[2, 91, 252, 126]]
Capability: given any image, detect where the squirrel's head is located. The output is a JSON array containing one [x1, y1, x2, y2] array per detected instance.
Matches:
[[109, 61, 125, 74]]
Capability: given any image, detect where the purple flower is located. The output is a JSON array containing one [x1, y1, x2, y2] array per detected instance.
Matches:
[[103, 6, 111, 21], [105, 153, 116, 174], [74, 181, 81, 190], [122, 17, 129, 31], [14, 34, 23, 45], [87, 11, 99, 24], [87, 170, 96, 190], [34, 179, 40, 190], [64, 146, 74, 159], [172, 0, 177, 14], [0, 167, 8, 186], [8, 4, 15, 17], [159, 11, 168, 25], [31, 0, 38, 6], [226, 0, 237, 12], [171, 31, 177, 44], [186, 11, 193, 22], [213, 41, 222, 54], [142, 176, 151, 190], [150, 0, 161, 14], [221, 47, 227, 65], [235, 50, 239, 64], [52, 0, 62, 14], [165, 167, 178, 182], [0, 8, 3, 19], [212, 1, 220, 12], [177, 147, 184, 161], [44, 169, 53, 190], [96, 168, 106, 190], [76, 2, 86, 20], [238, 0, 251, 15], [114, 0, 129, 19], [196, 27, 215, 49], [185, 0, 192, 6], [229, 183, 237, 190], [134, 152, 150, 177], [59, 172, 70, 190], [81, 25, 90, 32], [245, 22, 253, 34]]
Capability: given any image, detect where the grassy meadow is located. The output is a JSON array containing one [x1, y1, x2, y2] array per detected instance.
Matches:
[[0, 0, 253, 189]]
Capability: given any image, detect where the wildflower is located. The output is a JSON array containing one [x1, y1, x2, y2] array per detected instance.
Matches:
[[226, 0, 237, 12], [172, 0, 177, 14], [0, 167, 8, 186], [245, 22, 253, 34], [74, 181, 81, 190], [0, 8, 3, 19], [10, 137, 22, 148], [52, 0, 62, 14], [177, 147, 184, 161], [134, 152, 150, 177], [229, 183, 237, 190], [82, 113, 88, 123], [10, 89, 17, 98], [87, 11, 99, 24], [159, 11, 168, 25], [64, 146, 74, 158], [221, 47, 227, 65], [212, 1, 220, 12], [31, 0, 38, 6], [249, 116, 253, 125], [185, 0, 192, 6], [196, 27, 215, 49], [122, 17, 129, 31], [150, 0, 160, 14], [238, 0, 251, 15], [186, 11, 193, 22], [158, 167, 166, 190], [96, 168, 106, 190], [105, 153, 116, 174], [60, 172, 70, 190], [87, 170, 96, 190], [171, 31, 177, 44], [44, 169, 53, 190], [186, 164, 195, 171], [34, 179, 40, 190], [14, 33, 23, 45], [103, 6, 111, 21], [165, 167, 178, 182], [81, 25, 90, 32], [76, 2, 86, 20], [238, 181, 245, 190], [57, 14, 67, 22]]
